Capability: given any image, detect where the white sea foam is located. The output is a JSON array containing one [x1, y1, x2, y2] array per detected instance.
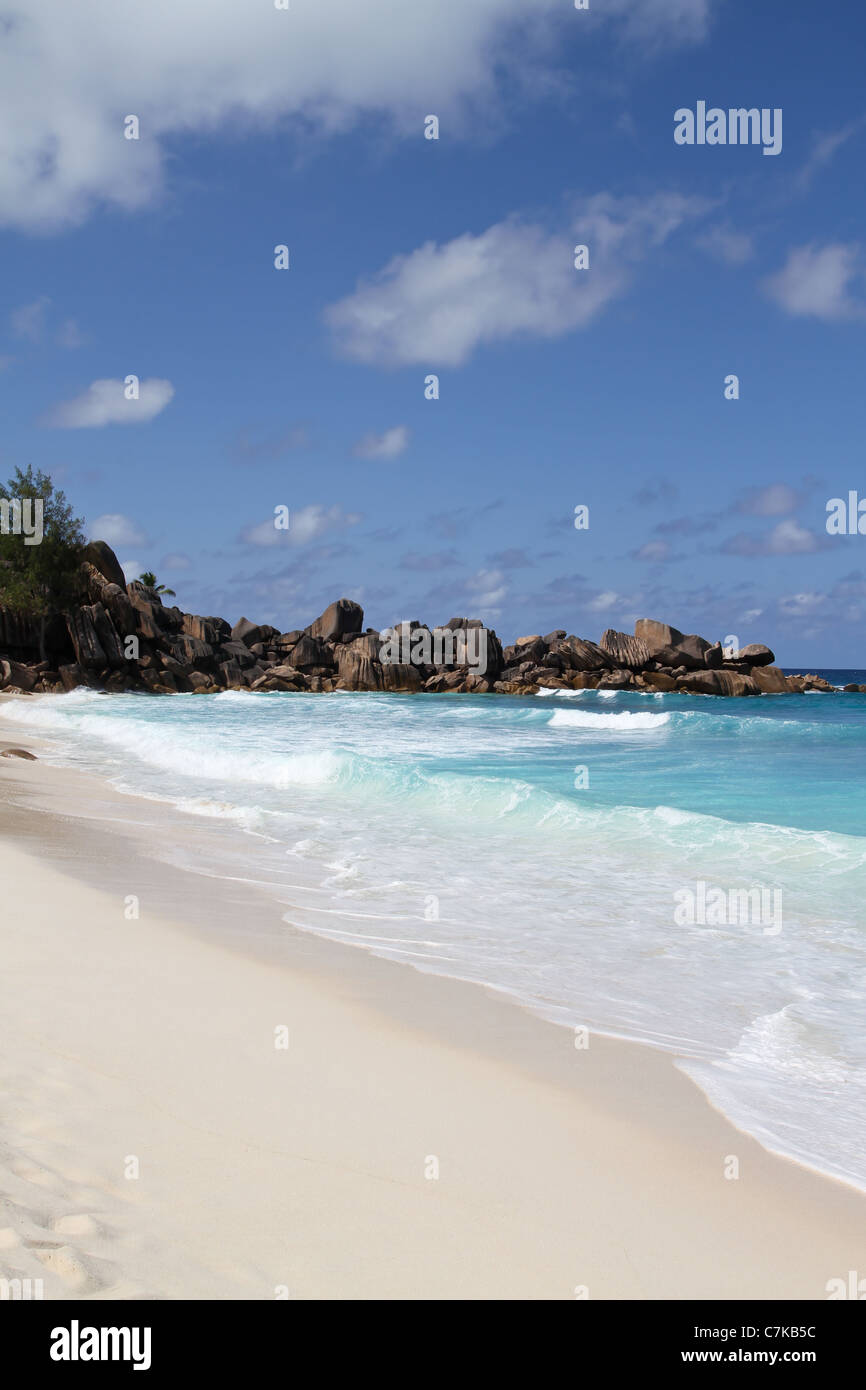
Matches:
[[548, 708, 671, 730], [3, 685, 865, 1189]]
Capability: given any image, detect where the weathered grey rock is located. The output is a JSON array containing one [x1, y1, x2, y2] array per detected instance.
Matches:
[[183, 614, 231, 645], [381, 663, 423, 691], [559, 637, 611, 672], [751, 665, 789, 693], [634, 619, 686, 657], [66, 607, 107, 669], [126, 589, 163, 641], [442, 616, 483, 631], [58, 663, 87, 692], [219, 640, 257, 668], [735, 643, 775, 667], [597, 669, 636, 689], [308, 599, 364, 643], [263, 664, 304, 685], [230, 617, 278, 648], [642, 670, 677, 691], [83, 540, 127, 589], [655, 633, 713, 671], [217, 659, 244, 690], [187, 671, 214, 691], [287, 634, 332, 669], [89, 603, 126, 668], [678, 669, 760, 696], [600, 630, 652, 670], [169, 635, 214, 668]]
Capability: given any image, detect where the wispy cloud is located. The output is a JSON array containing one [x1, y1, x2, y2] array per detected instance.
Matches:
[[353, 425, 409, 460], [796, 121, 863, 192], [10, 296, 50, 342], [230, 425, 309, 464], [240, 504, 361, 548]]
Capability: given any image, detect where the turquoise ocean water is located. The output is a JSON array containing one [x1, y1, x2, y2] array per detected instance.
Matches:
[[4, 678, 865, 1189]]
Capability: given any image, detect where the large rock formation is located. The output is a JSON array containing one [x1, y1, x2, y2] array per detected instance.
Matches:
[[0, 554, 844, 700]]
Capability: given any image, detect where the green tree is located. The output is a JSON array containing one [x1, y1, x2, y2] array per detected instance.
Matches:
[[138, 570, 176, 597], [0, 466, 86, 660]]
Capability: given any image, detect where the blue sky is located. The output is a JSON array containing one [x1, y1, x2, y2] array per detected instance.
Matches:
[[1, 0, 865, 663]]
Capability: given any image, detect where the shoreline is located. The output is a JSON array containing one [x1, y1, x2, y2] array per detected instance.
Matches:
[[1, 709, 865, 1298]]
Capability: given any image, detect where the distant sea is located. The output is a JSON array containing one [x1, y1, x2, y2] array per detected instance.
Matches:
[[3, 674, 866, 1191]]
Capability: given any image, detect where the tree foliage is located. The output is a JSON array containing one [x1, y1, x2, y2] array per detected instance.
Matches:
[[0, 466, 86, 617]]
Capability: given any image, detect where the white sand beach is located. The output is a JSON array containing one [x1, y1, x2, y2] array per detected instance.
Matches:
[[1, 712, 865, 1301]]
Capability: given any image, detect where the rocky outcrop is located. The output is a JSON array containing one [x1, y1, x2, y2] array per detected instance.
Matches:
[[307, 598, 364, 643], [0, 549, 847, 700], [734, 643, 775, 667], [600, 630, 652, 670]]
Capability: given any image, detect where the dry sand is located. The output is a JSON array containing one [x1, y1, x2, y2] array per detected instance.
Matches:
[[1, 712, 864, 1300]]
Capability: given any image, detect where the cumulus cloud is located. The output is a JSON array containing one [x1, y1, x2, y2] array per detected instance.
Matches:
[[0, 1, 711, 231], [45, 377, 174, 427], [735, 483, 803, 517], [240, 504, 361, 548], [465, 567, 507, 611], [763, 243, 866, 321], [353, 425, 409, 460], [88, 513, 148, 548], [587, 589, 621, 612], [722, 519, 828, 556], [327, 193, 709, 366]]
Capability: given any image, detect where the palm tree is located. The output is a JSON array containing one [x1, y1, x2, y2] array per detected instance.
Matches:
[[138, 570, 176, 597]]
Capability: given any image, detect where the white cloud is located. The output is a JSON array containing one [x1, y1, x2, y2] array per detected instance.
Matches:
[[724, 520, 826, 556], [45, 377, 175, 427], [162, 552, 191, 570], [0, 2, 711, 231], [736, 483, 802, 517], [89, 513, 148, 548], [327, 193, 709, 366], [56, 318, 85, 348], [796, 122, 862, 192], [763, 243, 866, 322], [635, 540, 670, 562], [11, 296, 50, 341], [696, 224, 754, 265], [779, 592, 827, 617], [240, 504, 361, 548], [120, 559, 143, 583], [353, 425, 409, 460], [587, 590, 621, 612], [465, 568, 507, 612]]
